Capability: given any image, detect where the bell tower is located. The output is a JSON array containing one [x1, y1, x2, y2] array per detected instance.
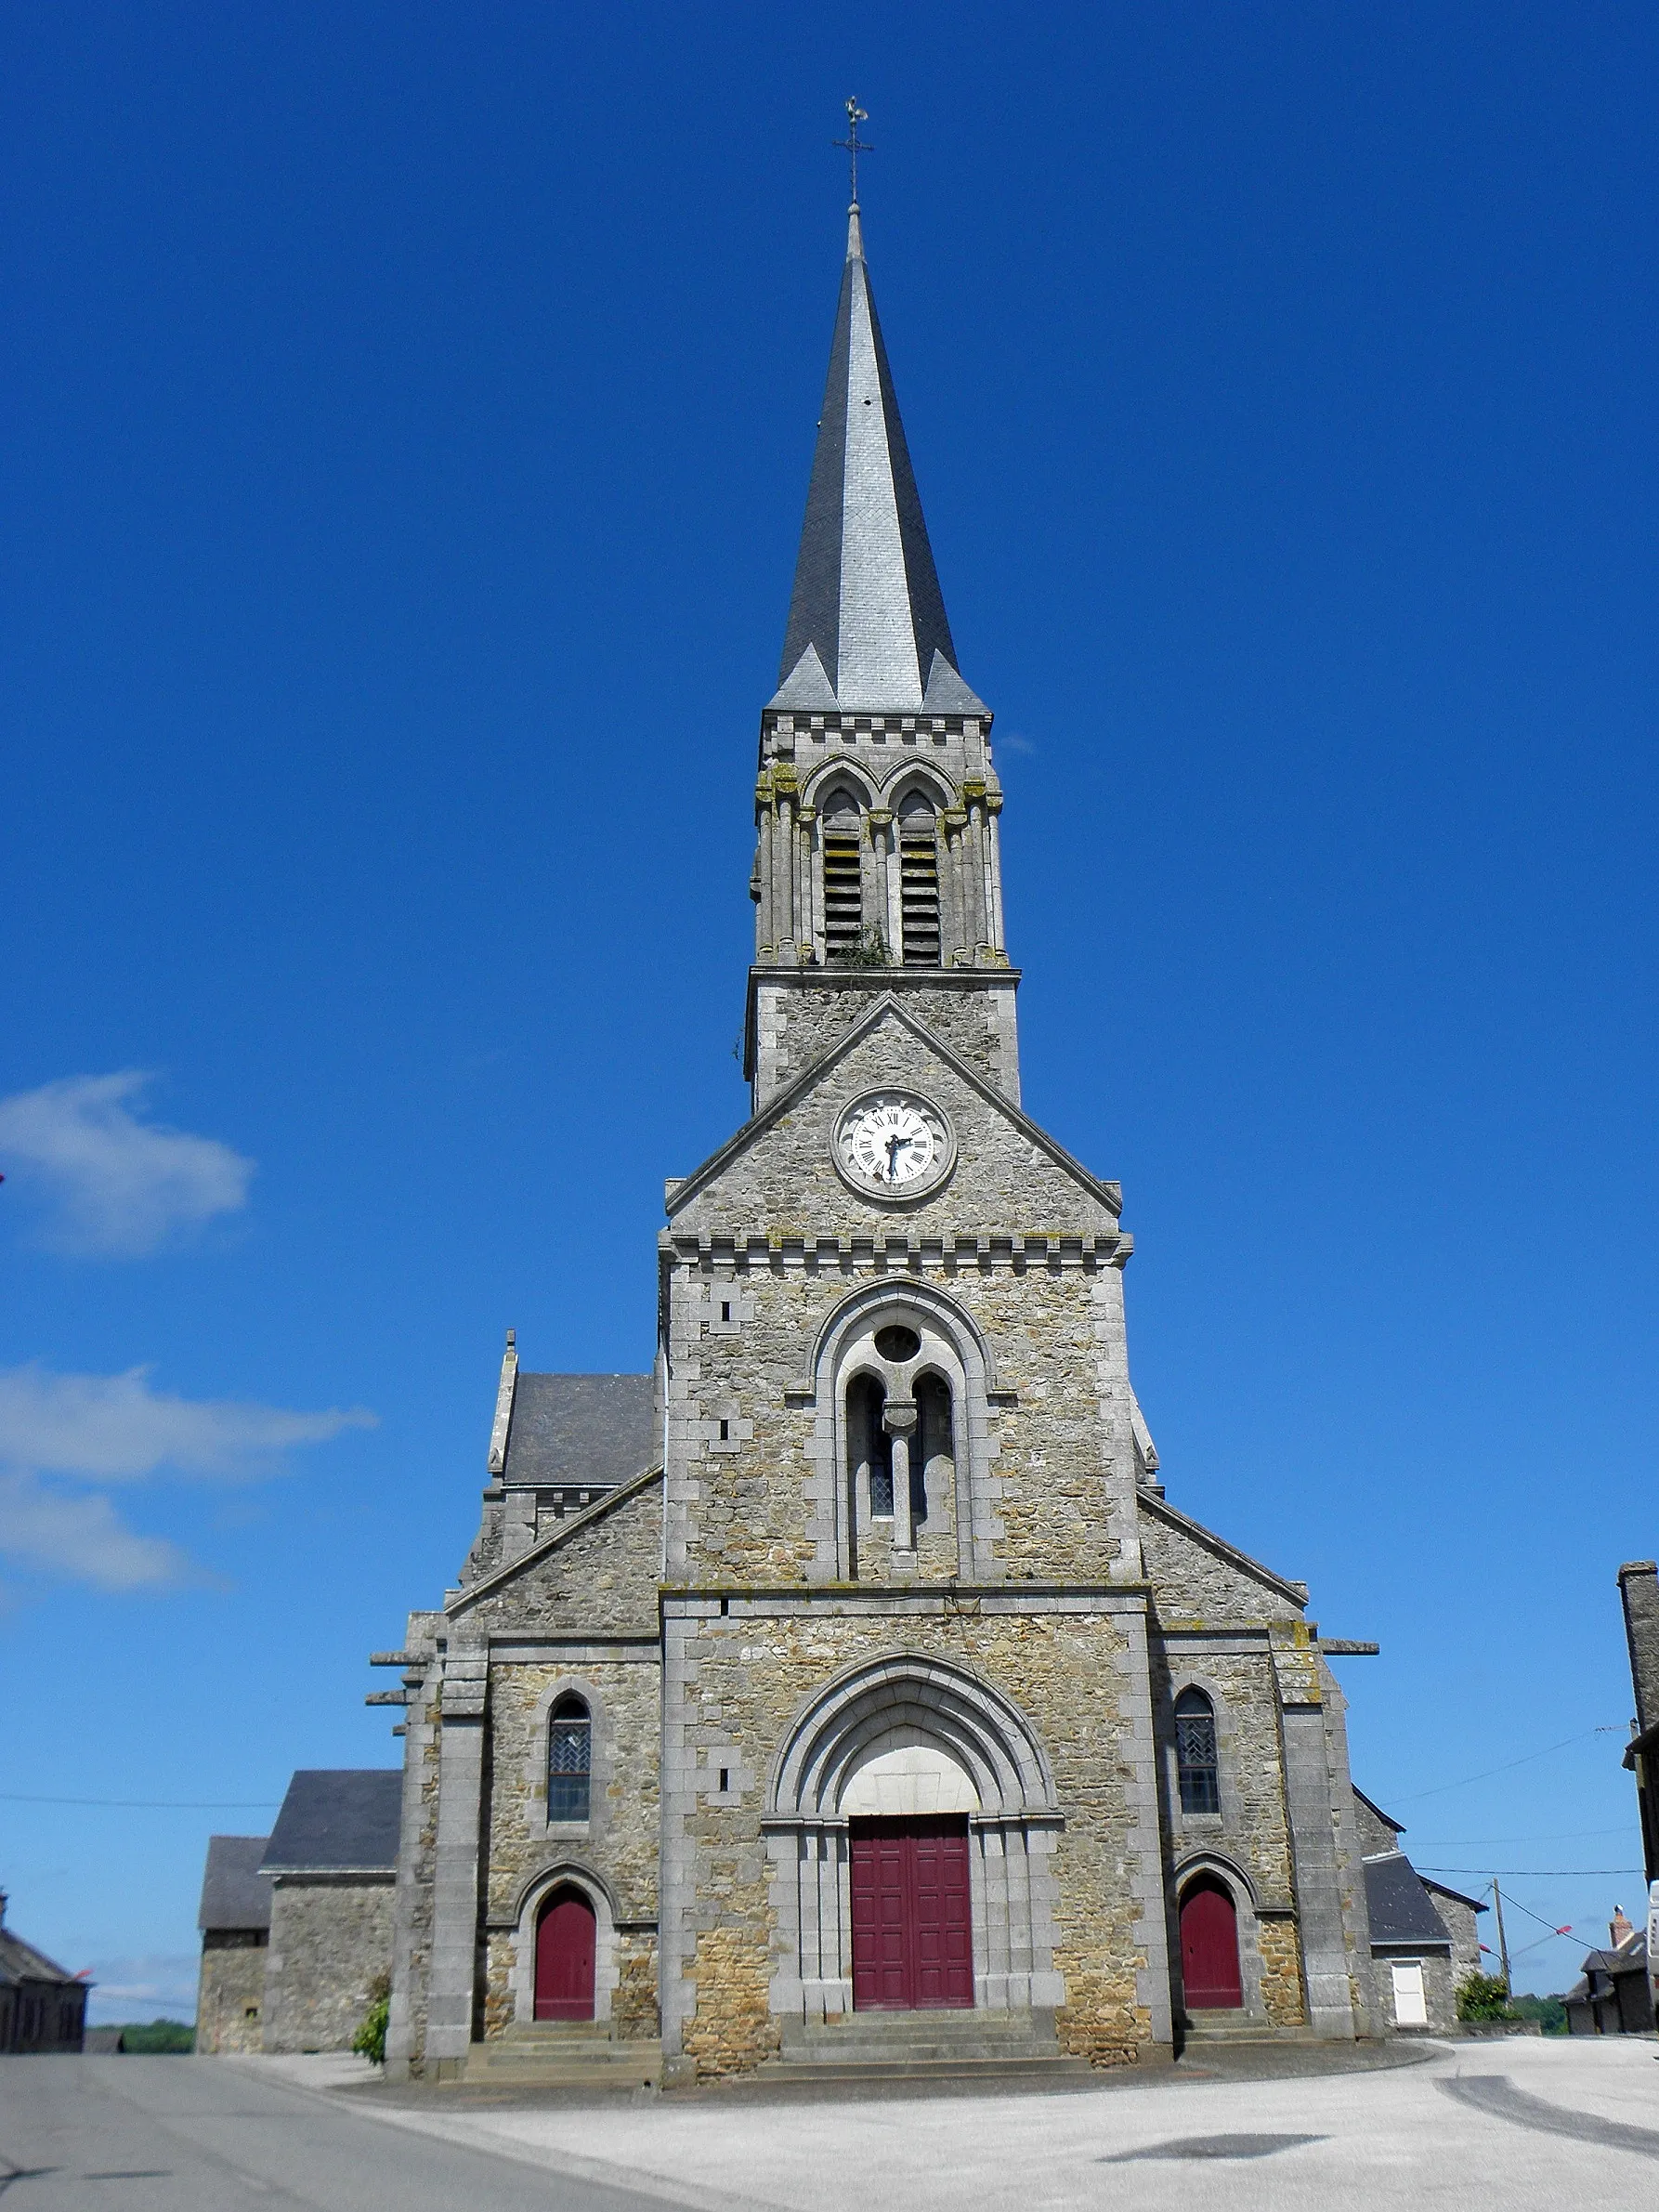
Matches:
[[745, 203, 1020, 1111]]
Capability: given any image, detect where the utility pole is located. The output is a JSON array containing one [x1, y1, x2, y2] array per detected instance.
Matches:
[[1492, 1880, 1512, 1994]]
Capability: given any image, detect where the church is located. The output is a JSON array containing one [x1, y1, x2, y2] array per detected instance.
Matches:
[[374, 197, 1388, 2086]]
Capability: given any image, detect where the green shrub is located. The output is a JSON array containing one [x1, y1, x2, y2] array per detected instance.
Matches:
[[1508, 1992, 1569, 2035], [1456, 1972, 1516, 2022], [112, 2019, 196, 2052], [350, 1973, 391, 2065]]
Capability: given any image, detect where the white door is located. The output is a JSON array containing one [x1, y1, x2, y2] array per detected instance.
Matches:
[[1391, 1960, 1428, 2026]]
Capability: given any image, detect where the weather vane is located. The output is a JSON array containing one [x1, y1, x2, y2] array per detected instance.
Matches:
[[834, 97, 872, 204]]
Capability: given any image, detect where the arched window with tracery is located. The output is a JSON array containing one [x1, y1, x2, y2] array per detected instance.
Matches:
[[547, 1695, 592, 1823], [846, 1374, 893, 1539], [913, 1371, 953, 1528], [897, 791, 940, 965], [1174, 1687, 1221, 1814], [820, 789, 865, 962]]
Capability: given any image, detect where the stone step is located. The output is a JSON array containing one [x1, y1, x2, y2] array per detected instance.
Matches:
[[760, 2054, 1096, 2088], [776, 2008, 1071, 2071], [1180, 2018, 1319, 2045], [465, 2033, 662, 2086]]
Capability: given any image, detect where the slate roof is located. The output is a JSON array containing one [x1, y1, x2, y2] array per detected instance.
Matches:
[[772, 205, 986, 717], [260, 1772, 401, 1874], [502, 1372, 656, 1490], [197, 1835, 273, 1931], [1576, 1933, 1648, 1977], [1364, 1851, 1455, 1947], [1421, 1875, 1488, 1916], [0, 1918, 80, 1989]]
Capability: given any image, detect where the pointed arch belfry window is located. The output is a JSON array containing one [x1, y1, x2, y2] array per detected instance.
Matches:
[[897, 791, 940, 965], [820, 788, 864, 961]]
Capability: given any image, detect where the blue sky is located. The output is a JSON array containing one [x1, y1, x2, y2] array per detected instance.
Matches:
[[2, 3, 1652, 2017]]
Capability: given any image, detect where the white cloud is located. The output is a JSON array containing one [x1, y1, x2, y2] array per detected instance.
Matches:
[[83, 1954, 201, 2024], [0, 1473, 192, 1590], [0, 1072, 254, 1256], [0, 1364, 377, 1592], [0, 1362, 373, 1482]]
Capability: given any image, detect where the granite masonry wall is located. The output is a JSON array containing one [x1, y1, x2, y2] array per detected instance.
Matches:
[[479, 1655, 661, 2041], [660, 1598, 1170, 2080], [262, 1878, 394, 2053], [195, 1931, 268, 2054]]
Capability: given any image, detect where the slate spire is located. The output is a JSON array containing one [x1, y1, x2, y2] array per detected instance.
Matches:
[[771, 206, 986, 716]]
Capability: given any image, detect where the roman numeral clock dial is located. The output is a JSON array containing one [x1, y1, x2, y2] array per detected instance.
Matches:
[[832, 1091, 956, 1203]]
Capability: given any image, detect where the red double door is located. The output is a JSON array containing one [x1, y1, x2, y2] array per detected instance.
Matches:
[[850, 1816, 973, 2011]]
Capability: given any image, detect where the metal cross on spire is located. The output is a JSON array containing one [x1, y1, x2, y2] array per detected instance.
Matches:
[[834, 97, 872, 204]]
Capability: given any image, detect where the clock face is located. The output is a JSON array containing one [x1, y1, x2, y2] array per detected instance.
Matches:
[[833, 1092, 954, 1200]]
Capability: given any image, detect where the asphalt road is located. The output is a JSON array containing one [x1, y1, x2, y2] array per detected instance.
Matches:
[[0, 2056, 670, 2212]]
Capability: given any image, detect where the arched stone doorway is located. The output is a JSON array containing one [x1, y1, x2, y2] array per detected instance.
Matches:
[[1179, 1873, 1242, 2009], [764, 1656, 1064, 2022], [534, 1885, 596, 2021]]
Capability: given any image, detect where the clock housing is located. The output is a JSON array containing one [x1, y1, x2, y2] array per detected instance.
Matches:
[[831, 1090, 957, 1205]]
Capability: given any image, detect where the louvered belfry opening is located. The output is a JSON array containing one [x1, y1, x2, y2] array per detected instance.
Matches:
[[821, 791, 864, 961], [898, 792, 941, 966]]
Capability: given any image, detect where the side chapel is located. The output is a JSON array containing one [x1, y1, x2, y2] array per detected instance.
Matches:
[[377, 199, 1384, 2084]]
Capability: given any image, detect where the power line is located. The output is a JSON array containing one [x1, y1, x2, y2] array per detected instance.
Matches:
[[1381, 1725, 1620, 1805], [1413, 1827, 1632, 1846], [0, 1792, 280, 1810], [1420, 1865, 1643, 1878]]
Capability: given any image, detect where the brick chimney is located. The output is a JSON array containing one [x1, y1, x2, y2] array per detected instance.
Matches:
[[1610, 1905, 1635, 1949], [1621, 1563, 1659, 1737]]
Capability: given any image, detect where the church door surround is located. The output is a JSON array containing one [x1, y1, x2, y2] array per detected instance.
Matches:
[[534, 1886, 596, 2021], [1179, 1874, 1243, 2009], [850, 1816, 973, 2010]]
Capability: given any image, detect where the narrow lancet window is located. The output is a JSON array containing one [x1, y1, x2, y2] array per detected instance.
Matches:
[[548, 1695, 593, 1822], [1174, 1687, 1221, 1814], [898, 792, 941, 966], [914, 1371, 954, 1527], [821, 791, 864, 961], [846, 1372, 894, 1534]]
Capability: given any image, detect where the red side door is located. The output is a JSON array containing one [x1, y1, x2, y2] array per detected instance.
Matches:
[[534, 1887, 596, 2021], [1180, 1877, 1243, 2008], [850, 1817, 973, 2011]]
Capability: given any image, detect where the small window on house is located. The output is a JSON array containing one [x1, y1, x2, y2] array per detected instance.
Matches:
[[721, 1301, 731, 1322], [548, 1695, 592, 1822], [718, 1418, 729, 1440], [1174, 1687, 1221, 1814]]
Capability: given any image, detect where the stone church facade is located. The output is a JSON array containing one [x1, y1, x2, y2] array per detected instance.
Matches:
[[379, 203, 1381, 2084]]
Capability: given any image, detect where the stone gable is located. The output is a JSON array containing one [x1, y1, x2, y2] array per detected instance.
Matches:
[[452, 1471, 663, 1638], [672, 1001, 1121, 1243], [1140, 1495, 1306, 1624]]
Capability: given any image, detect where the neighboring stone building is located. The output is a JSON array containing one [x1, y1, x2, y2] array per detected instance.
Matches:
[[1566, 1909, 1653, 2036], [366, 193, 1392, 2086], [1619, 1562, 1659, 1888], [1352, 1791, 1483, 2034], [195, 1836, 272, 2053], [0, 1891, 86, 2053], [258, 1770, 399, 2053]]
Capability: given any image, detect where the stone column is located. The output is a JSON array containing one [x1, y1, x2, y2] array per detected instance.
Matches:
[[985, 797, 1007, 955], [883, 1397, 917, 1552], [940, 808, 969, 963], [1273, 1629, 1357, 2040], [425, 1639, 488, 2076]]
